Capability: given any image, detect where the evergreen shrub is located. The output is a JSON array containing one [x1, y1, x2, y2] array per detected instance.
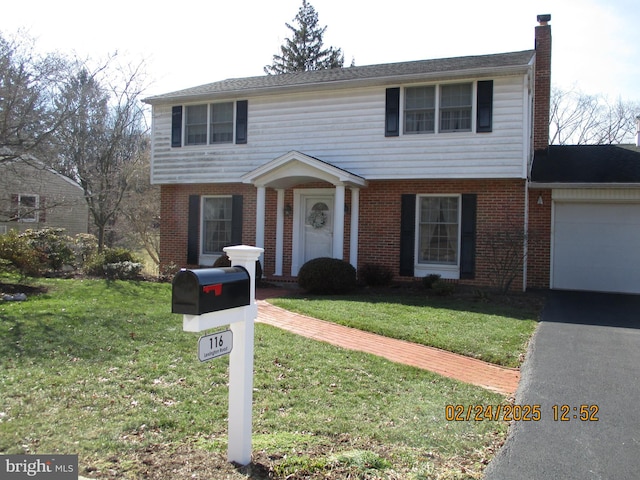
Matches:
[[298, 257, 357, 294]]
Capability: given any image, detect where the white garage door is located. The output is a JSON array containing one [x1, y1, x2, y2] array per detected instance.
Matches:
[[553, 202, 640, 294]]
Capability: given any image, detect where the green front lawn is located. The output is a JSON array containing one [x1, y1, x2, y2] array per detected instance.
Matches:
[[0, 277, 538, 479], [269, 290, 541, 368]]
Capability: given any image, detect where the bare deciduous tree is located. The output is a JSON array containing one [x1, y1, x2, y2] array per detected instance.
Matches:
[[0, 31, 76, 163], [550, 87, 639, 145], [119, 142, 160, 268], [53, 58, 149, 251]]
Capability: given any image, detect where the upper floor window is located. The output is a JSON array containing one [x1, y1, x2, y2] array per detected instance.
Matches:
[[404, 83, 472, 134], [174, 100, 248, 147], [387, 80, 492, 137], [185, 102, 234, 145], [185, 105, 208, 145], [439, 83, 472, 132], [210, 103, 234, 144], [405, 86, 435, 134]]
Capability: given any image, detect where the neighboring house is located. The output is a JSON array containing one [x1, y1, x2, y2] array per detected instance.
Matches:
[[0, 159, 89, 237], [144, 16, 553, 292]]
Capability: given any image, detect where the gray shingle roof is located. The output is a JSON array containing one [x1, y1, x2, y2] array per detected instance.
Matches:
[[531, 145, 640, 184], [144, 50, 535, 104]]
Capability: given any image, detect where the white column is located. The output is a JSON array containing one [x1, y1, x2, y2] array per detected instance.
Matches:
[[349, 187, 360, 271], [223, 245, 264, 466], [333, 184, 345, 259], [255, 186, 266, 270], [275, 189, 284, 276]]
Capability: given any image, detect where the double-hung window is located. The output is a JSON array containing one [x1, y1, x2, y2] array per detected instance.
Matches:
[[210, 102, 234, 143], [439, 83, 472, 132], [184, 102, 235, 146], [202, 196, 233, 254], [418, 196, 460, 265], [185, 105, 208, 145], [400, 82, 477, 135], [404, 86, 435, 134]]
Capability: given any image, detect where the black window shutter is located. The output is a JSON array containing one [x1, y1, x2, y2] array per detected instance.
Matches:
[[235, 100, 248, 144], [187, 195, 200, 265], [399, 194, 416, 276], [231, 195, 243, 245], [385, 88, 400, 137], [460, 194, 477, 279], [171, 106, 183, 147], [476, 81, 493, 133]]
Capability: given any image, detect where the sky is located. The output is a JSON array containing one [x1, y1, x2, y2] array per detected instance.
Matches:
[[1, 0, 638, 103]]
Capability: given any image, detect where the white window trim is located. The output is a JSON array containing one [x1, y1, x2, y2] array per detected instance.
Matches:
[[199, 195, 232, 266], [184, 101, 236, 147], [414, 194, 461, 280]]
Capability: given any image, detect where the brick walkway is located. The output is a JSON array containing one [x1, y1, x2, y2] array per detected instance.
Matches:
[[255, 289, 520, 397]]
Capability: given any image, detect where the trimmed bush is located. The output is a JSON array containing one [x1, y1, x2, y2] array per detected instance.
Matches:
[[432, 279, 456, 296], [422, 273, 441, 289], [358, 263, 393, 287], [298, 257, 357, 294]]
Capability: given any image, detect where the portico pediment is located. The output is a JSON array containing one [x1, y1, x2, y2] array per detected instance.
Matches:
[[241, 151, 367, 189]]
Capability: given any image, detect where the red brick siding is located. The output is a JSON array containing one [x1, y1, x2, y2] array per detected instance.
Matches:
[[358, 179, 527, 291], [527, 189, 551, 288], [534, 23, 552, 152], [160, 183, 257, 271], [161, 179, 528, 291]]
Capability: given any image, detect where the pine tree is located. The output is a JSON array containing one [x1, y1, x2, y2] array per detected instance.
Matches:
[[264, 0, 345, 75]]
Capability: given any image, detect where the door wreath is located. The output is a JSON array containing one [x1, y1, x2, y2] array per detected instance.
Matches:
[[307, 202, 329, 228]]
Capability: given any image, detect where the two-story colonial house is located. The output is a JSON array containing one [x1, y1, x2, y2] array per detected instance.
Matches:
[[145, 16, 555, 292]]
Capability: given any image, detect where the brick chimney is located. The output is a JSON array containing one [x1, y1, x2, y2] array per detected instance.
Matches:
[[533, 14, 552, 152]]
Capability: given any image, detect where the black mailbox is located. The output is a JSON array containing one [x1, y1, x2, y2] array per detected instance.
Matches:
[[172, 267, 250, 315]]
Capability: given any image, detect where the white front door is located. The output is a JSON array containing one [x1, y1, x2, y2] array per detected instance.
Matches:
[[292, 189, 334, 275]]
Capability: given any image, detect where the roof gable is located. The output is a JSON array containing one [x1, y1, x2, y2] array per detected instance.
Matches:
[[241, 151, 367, 189]]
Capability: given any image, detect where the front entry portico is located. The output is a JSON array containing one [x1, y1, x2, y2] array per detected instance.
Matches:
[[242, 151, 367, 277]]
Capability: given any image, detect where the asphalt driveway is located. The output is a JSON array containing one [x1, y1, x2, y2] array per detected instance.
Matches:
[[484, 290, 640, 480]]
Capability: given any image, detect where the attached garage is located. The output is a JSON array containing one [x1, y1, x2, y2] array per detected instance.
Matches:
[[552, 195, 640, 294], [531, 144, 640, 294]]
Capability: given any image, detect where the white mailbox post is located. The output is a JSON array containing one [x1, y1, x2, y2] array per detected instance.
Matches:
[[179, 245, 263, 466]]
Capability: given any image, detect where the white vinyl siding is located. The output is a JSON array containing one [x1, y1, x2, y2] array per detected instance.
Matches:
[[150, 76, 529, 184]]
